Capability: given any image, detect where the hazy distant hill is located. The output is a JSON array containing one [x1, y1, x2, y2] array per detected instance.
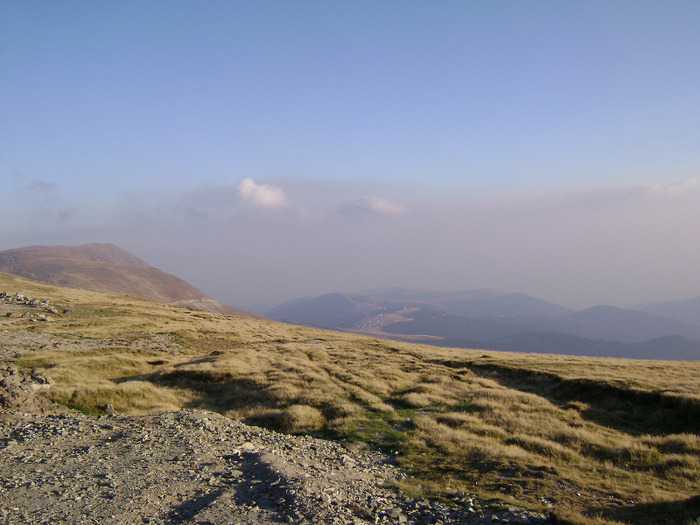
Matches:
[[358, 287, 507, 303], [382, 309, 554, 341], [268, 292, 390, 329], [637, 296, 700, 328], [0, 243, 253, 316], [269, 288, 700, 360], [382, 312, 700, 361], [559, 305, 700, 343], [268, 293, 369, 328], [361, 288, 573, 319], [270, 288, 572, 329]]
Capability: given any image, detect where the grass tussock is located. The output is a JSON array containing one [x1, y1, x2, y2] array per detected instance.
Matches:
[[252, 404, 326, 434], [47, 381, 181, 415], [3, 271, 700, 525]]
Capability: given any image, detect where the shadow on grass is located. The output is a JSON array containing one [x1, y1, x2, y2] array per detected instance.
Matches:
[[432, 359, 700, 436], [116, 368, 278, 415], [585, 494, 700, 525]]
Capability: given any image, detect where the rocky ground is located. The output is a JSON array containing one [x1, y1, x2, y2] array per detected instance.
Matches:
[[0, 297, 551, 525], [0, 405, 551, 525]]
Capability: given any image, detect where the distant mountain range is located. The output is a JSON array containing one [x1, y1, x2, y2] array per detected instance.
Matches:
[[3, 243, 698, 359], [268, 288, 700, 360], [636, 296, 700, 328], [0, 243, 254, 317]]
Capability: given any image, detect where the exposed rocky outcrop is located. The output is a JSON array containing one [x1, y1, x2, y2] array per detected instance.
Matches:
[[0, 291, 70, 324], [0, 365, 62, 415]]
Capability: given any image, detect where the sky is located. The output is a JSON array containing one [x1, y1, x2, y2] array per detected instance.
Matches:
[[2, 1, 700, 311]]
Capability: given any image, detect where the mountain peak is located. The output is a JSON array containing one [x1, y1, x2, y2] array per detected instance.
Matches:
[[0, 243, 253, 317], [2, 243, 150, 268]]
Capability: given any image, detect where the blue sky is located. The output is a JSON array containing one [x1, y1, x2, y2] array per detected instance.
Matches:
[[2, 2, 699, 309]]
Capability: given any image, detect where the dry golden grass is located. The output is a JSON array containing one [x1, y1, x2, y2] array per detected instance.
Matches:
[[3, 271, 699, 524]]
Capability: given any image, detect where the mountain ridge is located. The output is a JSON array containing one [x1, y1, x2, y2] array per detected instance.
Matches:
[[637, 296, 700, 327], [268, 288, 700, 360], [0, 243, 254, 317], [561, 304, 700, 343]]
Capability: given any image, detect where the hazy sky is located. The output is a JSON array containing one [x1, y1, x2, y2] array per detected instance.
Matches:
[[2, 2, 699, 310]]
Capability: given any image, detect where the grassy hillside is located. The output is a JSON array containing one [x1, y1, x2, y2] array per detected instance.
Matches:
[[0, 243, 252, 316], [2, 271, 699, 524]]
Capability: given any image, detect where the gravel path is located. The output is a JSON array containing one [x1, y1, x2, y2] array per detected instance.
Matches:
[[0, 408, 550, 525]]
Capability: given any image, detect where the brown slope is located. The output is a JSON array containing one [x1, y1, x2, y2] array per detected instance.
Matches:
[[0, 243, 254, 316]]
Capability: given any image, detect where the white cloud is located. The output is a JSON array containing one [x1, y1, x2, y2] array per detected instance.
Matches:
[[236, 178, 289, 210], [366, 197, 406, 215]]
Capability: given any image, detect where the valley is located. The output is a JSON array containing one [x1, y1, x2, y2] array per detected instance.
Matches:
[[268, 290, 700, 361]]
